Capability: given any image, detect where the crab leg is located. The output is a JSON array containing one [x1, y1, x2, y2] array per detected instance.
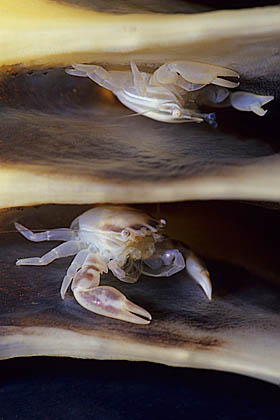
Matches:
[[150, 61, 240, 89], [16, 240, 82, 266], [72, 254, 151, 324], [66, 63, 109, 82], [66, 64, 115, 91], [66, 64, 132, 92], [60, 249, 90, 298], [14, 222, 75, 242], [186, 252, 212, 300], [130, 61, 147, 96]]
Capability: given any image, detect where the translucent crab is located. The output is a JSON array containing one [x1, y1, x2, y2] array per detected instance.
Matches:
[[66, 60, 274, 124], [66, 60, 241, 125], [15, 205, 212, 325]]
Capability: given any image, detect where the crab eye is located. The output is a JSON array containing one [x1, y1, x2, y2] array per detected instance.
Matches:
[[172, 107, 181, 118], [122, 228, 130, 238], [159, 218, 167, 228]]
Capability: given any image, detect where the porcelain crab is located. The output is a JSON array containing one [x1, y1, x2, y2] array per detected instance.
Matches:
[[66, 61, 274, 124], [15, 205, 211, 324]]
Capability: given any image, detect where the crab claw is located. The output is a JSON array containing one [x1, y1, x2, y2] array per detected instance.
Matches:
[[142, 248, 185, 277], [230, 91, 274, 116], [186, 252, 212, 300], [73, 285, 151, 325], [150, 61, 240, 89]]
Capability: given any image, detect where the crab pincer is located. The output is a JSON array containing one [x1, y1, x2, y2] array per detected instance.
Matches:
[[68, 252, 152, 324], [150, 61, 240, 89], [73, 285, 152, 325], [230, 91, 274, 116]]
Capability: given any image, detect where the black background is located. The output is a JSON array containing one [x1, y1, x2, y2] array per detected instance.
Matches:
[[1, 357, 279, 419]]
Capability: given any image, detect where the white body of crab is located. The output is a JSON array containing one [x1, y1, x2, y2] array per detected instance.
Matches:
[[66, 61, 274, 124], [15, 206, 212, 324]]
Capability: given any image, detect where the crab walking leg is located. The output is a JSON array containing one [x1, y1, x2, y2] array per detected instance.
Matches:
[[71, 255, 151, 324], [186, 252, 212, 300], [150, 61, 240, 89], [14, 222, 75, 242], [68, 63, 110, 83], [130, 61, 147, 96], [67, 63, 131, 92], [230, 91, 274, 116], [16, 240, 82, 266], [60, 249, 90, 299], [66, 64, 113, 90], [65, 68, 88, 78], [67, 64, 133, 93]]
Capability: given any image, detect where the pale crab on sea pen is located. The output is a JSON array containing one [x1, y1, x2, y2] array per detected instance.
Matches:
[[15, 205, 211, 324], [66, 61, 274, 125]]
